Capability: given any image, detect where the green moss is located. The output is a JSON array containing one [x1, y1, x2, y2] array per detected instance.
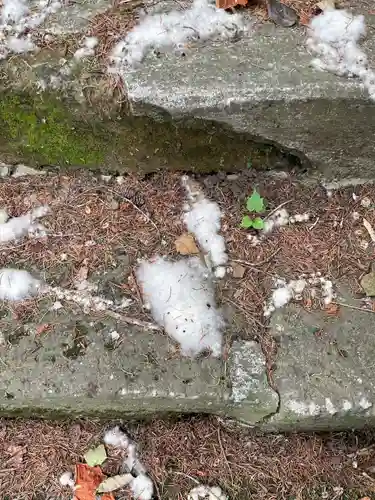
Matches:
[[0, 93, 106, 165]]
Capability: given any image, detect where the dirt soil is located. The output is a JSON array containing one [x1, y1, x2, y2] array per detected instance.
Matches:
[[1, 416, 375, 500]]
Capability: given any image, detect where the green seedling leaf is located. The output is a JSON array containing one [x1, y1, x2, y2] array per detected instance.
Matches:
[[252, 217, 265, 230], [246, 189, 265, 213], [247, 159, 252, 169], [241, 215, 253, 229], [84, 444, 107, 467]]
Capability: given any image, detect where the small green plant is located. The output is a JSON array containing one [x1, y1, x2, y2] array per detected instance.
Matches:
[[247, 159, 252, 169], [241, 189, 266, 229]]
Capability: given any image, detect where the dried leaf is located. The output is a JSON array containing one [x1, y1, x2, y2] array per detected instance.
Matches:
[[316, 0, 335, 11], [76, 260, 89, 282], [175, 233, 199, 255], [216, 0, 247, 8], [36, 323, 50, 335], [325, 303, 340, 316], [74, 464, 114, 500], [84, 444, 107, 467], [299, 11, 312, 26], [6, 445, 25, 466], [232, 264, 246, 279], [97, 473, 133, 493]]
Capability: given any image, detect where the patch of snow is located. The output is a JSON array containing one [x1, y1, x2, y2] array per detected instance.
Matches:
[[361, 196, 372, 208], [109, 0, 248, 68], [0, 268, 41, 301], [325, 397, 337, 415], [182, 176, 228, 276], [0, 209, 8, 225], [130, 473, 153, 500], [104, 426, 130, 449], [104, 427, 153, 499], [136, 256, 225, 358], [109, 330, 120, 341], [264, 274, 334, 317], [342, 400, 353, 411], [286, 399, 321, 417], [59, 471, 75, 489], [0, 205, 50, 244], [73, 36, 98, 60], [188, 484, 228, 500], [0, 0, 62, 58], [307, 7, 375, 100], [48, 281, 132, 315], [359, 396, 372, 410], [12, 165, 47, 177]]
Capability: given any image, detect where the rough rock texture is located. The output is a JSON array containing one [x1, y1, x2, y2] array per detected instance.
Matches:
[[0, 1, 374, 177], [0, 295, 275, 422], [265, 284, 375, 431]]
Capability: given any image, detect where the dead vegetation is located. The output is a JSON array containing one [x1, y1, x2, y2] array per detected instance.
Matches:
[[1, 417, 375, 500]]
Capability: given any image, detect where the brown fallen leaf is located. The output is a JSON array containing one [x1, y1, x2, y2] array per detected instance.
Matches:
[[75, 259, 89, 282], [175, 233, 200, 255], [325, 303, 340, 316], [74, 464, 114, 500], [36, 323, 50, 335], [97, 473, 133, 493], [316, 0, 335, 11], [216, 0, 247, 9]]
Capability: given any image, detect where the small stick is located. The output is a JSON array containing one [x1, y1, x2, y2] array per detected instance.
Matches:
[[108, 188, 159, 234], [231, 247, 281, 268], [264, 200, 292, 221], [332, 301, 375, 314], [106, 310, 160, 330], [363, 217, 375, 243]]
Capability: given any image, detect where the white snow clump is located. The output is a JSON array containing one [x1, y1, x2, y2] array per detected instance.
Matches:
[[73, 36, 98, 61], [264, 274, 334, 317], [307, 7, 375, 100], [182, 175, 228, 278], [0, 268, 42, 301], [0, 205, 50, 243], [104, 426, 153, 500], [0, 0, 62, 59], [109, 0, 248, 68], [188, 484, 228, 500], [136, 256, 225, 357]]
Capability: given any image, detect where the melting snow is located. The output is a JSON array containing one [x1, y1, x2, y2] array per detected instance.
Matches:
[[182, 175, 228, 278], [307, 7, 375, 100], [188, 485, 228, 500], [136, 256, 224, 358], [0, 205, 50, 243], [0, 268, 41, 301], [109, 0, 248, 68]]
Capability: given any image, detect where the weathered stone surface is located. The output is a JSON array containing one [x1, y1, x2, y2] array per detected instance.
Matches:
[[0, 294, 274, 422], [0, 0, 373, 177], [227, 341, 279, 423], [125, 11, 375, 180], [265, 285, 375, 431]]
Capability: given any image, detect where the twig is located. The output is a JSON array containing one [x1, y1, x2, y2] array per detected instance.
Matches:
[[231, 247, 281, 268], [217, 426, 234, 486], [333, 301, 375, 314], [224, 297, 266, 329], [108, 188, 159, 234], [173, 472, 200, 484], [363, 217, 375, 243], [264, 200, 292, 220], [106, 310, 161, 330]]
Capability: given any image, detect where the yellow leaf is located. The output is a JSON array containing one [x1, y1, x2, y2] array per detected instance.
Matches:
[[97, 473, 133, 493], [175, 233, 199, 255]]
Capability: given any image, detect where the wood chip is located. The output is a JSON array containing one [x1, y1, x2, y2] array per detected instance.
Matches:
[[232, 263, 246, 279]]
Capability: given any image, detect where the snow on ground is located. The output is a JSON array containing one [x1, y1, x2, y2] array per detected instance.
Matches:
[[307, 7, 375, 100], [136, 256, 225, 357], [0, 205, 50, 243], [109, 0, 249, 68]]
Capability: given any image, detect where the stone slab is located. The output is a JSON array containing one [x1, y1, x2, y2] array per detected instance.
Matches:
[[265, 284, 375, 431], [0, 294, 275, 422], [125, 5, 375, 179]]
